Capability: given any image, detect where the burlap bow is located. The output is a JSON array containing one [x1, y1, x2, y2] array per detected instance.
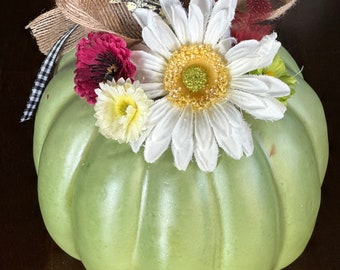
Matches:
[[26, 0, 142, 55], [26, 0, 297, 56]]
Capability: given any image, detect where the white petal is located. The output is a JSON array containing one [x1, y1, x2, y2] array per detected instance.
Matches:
[[231, 75, 290, 98], [254, 75, 291, 97], [132, 52, 165, 84], [190, 0, 214, 37], [148, 98, 172, 126], [171, 107, 194, 170], [219, 102, 254, 156], [130, 98, 170, 152], [147, 14, 180, 53], [140, 83, 167, 99], [133, 67, 164, 83], [230, 90, 287, 120], [231, 76, 269, 95], [204, 9, 230, 45], [226, 39, 259, 62], [210, 0, 237, 23], [188, 4, 205, 43], [161, 0, 188, 44], [239, 120, 254, 156], [130, 126, 152, 153], [131, 51, 166, 75], [190, 0, 214, 17], [144, 104, 181, 163], [227, 33, 281, 76], [217, 37, 236, 55], [208, 103, 243, 159], [219, 101, 244, 128], [142, 27, 171, 59], [133, 8, 152, 28], [194, 111, 218, 172]]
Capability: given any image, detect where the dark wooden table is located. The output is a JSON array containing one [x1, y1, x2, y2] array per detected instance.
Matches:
[[1, 0, 339, 269]]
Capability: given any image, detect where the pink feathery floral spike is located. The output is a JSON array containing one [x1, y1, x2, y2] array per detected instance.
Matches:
[[231, 0, 273, 42]]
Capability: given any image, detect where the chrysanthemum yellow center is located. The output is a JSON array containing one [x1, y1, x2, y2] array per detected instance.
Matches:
[[164, 44, 230, 110], [115, 96, 137, 117]]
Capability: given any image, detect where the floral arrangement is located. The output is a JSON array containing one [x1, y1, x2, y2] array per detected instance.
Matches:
[[24, 0, 298, 172]]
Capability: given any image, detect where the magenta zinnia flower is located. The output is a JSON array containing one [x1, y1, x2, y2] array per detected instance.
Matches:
[[75, 32, 136, 104]]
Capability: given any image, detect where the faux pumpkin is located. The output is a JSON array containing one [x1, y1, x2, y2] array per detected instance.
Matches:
[[33, 47, 328, 270]]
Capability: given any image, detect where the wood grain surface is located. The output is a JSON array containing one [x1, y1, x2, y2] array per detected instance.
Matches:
[[1, 0, 339, 269]]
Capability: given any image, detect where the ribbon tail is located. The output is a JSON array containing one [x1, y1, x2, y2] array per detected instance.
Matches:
[[20, 24, 79, 123], [268, 0, 298, 20]]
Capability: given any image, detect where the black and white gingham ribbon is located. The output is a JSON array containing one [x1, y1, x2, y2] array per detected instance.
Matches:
[[20, 24, 78, 122]]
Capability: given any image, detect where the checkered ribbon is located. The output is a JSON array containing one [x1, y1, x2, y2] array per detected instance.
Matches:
[[20, 24, 78, 122]]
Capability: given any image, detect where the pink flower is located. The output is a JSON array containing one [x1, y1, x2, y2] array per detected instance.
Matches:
[[75, 32, 136, 104]]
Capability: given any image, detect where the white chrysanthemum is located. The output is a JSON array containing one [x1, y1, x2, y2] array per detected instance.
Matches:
[[94, 78, 153, 143], [131, 0, 290, 172]]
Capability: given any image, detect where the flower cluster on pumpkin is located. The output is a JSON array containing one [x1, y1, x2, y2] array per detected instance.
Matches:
[[74, 0, 296, 172]]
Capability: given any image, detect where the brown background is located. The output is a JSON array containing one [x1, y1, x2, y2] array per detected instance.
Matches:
[[1, 0, 339, 269]]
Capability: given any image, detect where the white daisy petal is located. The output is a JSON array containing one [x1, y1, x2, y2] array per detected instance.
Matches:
[[133, 67, 164, 83], [144, 104, 181, 163], [230, 90, 287, 120], [227, 33, 281, 76], [191, 0, 214, 17], [190, 0, 214, 35], [239, 120, 254, 156], [142, 27, 171, 59], [132, 98, 172, 153], [147, 98, 172, 126], [220, 102, 254, 156], [147, 14, 180, 53], [211, 0, 237, 22], [140, 83, 167, 99], [130, 126, 152, 153], [219, 101, 243, 128], [208, 103, 243, 159], [194, 111, 218, 172], [225, 39, 259, 62], [217, 37, 236, 55], [231, 75, 290, 98], [204, 9, 230, 45], [188, 4, 205, 43], [231, 76, 269, 95], [161, 0, 188, 44], [132, 8, 152, 28], [171, 107, 194, 170], [254, 75, 291, 97], [131, 50, 166, 73], [131, 98, 170, 153]]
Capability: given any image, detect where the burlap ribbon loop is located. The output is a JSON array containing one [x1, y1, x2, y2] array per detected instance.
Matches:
[[26, 8, 85, 55], [26, 0, 142, 55], [56, 0, 142, 40], [26, 0, 297, 56]]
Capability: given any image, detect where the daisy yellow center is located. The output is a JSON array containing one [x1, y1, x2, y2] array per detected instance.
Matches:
[[182, 65, 208, 92], [164, 44, 230, 110]]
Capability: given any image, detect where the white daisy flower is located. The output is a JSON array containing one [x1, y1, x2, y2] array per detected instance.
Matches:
[[130, 0, 290, 172], [94, 78, 153, 143]]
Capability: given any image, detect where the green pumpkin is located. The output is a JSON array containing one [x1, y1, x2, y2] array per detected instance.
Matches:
[[33, 47, 328, 270]]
